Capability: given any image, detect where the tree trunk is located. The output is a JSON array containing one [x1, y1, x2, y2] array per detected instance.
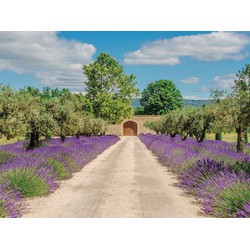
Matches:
[[198, 129, 206, 142], [45, 133, 51, 140], [215, 130, 222, 141], [244, 129, 249, 144], [28, 132, 39, 149], [60, 135, 66, 142], [76, 134, 80, 139], [236, 127, 244, 152], [28, 118, 39, 149], [181, 134, 188, 140]]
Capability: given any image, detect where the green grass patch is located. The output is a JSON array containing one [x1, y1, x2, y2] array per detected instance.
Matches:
[[206, 132, 250, 143], [213, 182, 250, 218], [0, 137, 25, 146], [47, 158, 72, 180], [0, 168, 50, 197]]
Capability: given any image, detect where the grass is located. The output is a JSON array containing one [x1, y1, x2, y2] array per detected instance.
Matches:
[[206, 133, 244, 143], [0, 136, 25, 146]]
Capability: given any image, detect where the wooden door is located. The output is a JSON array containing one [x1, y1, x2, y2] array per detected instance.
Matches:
[[123, 121, 137, 136]]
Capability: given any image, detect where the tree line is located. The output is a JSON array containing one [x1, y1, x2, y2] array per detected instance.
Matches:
[[0, 53, 139, 149], [0, 85, 108, 149], [144, 64, 250, 152]]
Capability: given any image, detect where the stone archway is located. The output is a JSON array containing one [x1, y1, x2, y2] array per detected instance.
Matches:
[[123, 121, 138, 136]]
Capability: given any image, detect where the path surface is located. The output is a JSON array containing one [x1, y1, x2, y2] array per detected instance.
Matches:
[[23, 137, 204, 218]]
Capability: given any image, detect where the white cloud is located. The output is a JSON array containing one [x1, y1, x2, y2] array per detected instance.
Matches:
[[180, 76, 199, 84], [124, 32, 250, 65], [183, 95, 210, 100], [213, 74, 236, 90], [0, 32, 96, 90], [196, 86, 211, 93]]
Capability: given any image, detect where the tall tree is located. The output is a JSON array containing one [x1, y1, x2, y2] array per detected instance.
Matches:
[[228, 64, 250, 152], [140, 80, 184, 115], [83, 53, 139, 123]]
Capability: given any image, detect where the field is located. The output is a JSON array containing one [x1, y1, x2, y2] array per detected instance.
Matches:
[[0, 135, 119, 217], [139, 133, 250, 218], [0, 137, 25, 146], [206, 133, 248, 143]]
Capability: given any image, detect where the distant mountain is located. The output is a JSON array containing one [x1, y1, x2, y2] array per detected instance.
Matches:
[[183, 99, 211, 107], [131, 98, 211, 109]]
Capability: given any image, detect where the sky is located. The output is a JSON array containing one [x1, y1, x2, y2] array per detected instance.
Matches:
[[1, 31, 250, 100]]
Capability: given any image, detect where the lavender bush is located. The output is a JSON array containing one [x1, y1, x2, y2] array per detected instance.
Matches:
[[0, 135, 119, 217], [139, 133, 250, 218]]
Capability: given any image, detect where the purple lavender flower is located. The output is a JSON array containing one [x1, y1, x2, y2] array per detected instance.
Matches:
[[0, 135, 119, 217], [235, 201, 250, 218], [139, 133, 250, 218], [180, 158, 226, 193], [0, 182, 26, 218]]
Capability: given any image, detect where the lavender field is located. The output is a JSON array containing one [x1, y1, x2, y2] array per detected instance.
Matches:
[[0, 135, 119, 218], [139, 133, 250, 218]]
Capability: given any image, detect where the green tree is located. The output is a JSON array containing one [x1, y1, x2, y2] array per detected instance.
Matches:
[[188, 105, 218, 142], [83, 53, 139, 123], [0, 84, 38, 140], [232, 64, 250, 152], [140, 80, 184, 115], [52, 92, 85, 142], [144, 120, 165, 134], [26, 97, 59, 149]]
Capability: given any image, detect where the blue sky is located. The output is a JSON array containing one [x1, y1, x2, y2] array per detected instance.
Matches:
[[1, 31, 250, 99]]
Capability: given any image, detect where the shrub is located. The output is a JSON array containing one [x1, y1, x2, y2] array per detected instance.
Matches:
[[0, 182, 25, 218], [180, 158, 225, 194], [235, 201, 250, 218], [0, 168, 50, 197], [212, 182, 250, 218], [47, 158, 72, 180], [230, 160, 250, 176]]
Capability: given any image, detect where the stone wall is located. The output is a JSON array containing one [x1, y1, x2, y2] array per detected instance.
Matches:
[[106, 115, 162, 136]]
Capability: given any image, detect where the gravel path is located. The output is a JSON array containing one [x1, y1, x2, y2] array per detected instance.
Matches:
[[22, 136, 205, 218]]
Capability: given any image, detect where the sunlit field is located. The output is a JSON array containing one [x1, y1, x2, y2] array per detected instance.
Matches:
[[0, 137, 25, 146], [206, 133, 249, 143]]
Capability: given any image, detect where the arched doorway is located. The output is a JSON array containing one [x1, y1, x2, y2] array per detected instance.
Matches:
[[123, 121, 138, 136]]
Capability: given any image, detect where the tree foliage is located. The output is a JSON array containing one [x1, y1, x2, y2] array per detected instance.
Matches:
[[139, 80, 184, 115], [230, 64, 250, 152], [0, 84, 108, 149], [83, 53, 139, 123]]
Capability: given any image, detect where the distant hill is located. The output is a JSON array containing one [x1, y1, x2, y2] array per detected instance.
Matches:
[[183, 99, 211, 107], [132, 98, 211, 108]]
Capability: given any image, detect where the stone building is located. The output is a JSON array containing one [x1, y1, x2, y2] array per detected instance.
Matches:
[[106, 115, 161, 136]]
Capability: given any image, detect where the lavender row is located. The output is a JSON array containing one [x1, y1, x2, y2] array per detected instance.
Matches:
[[0, 135, 120, 218], [139, 133, 250, 218]]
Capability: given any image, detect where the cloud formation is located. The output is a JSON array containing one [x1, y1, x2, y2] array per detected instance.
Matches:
[[213, 74, 236, 90], [196, 86, 211, 93], [180, 76, 199, 84], [0, 32, 96, 90], [124, 32, 250, 65]]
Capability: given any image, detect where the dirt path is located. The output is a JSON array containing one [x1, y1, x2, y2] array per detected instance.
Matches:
[[22, 136, 205, 218]]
